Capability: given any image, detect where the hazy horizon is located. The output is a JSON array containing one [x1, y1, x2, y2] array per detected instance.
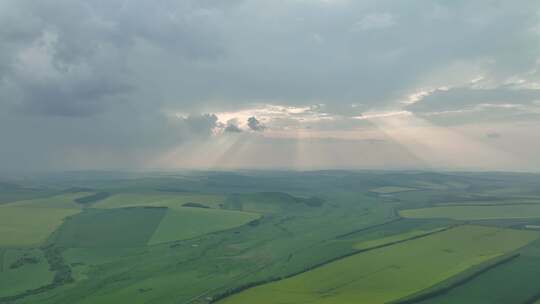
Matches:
[[1, 0, 540, 172]]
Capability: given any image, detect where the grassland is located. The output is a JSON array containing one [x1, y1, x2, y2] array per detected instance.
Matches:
[[400, 204, 540, 220], [2, 171, 540, 304], [0, 182, 58, 205], [0, 249, 54, 297], [218, 226, 539, 304], [53, 208, 167, 247], [3, 193, 91, 209], [415, 256, 540, 304], [148, 207, 260, 245], [370, 186, 418, 194], [93, 193, 227, 209], [0, 207, 79, 247], [353, 227, 448, 250]]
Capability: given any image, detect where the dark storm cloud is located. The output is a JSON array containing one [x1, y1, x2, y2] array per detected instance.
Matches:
[[0, 0, 227, 118], [182, 114, 219, 135], [13, 74, 131, 117], [224, 119, 243, 133], [247, 116, 265, 131], [1, 0, 540, 170], [2, 0, 540, 116]]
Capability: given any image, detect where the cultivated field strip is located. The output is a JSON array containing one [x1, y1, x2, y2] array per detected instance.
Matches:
[[216, 226, 540, 304]]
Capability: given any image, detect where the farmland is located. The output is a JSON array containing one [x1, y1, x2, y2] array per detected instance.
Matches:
[[149, 207, 260, 245], [94, 193, 227, 209], [218, 225, 538, 304], [400, 204, 540, 220], [53, 207, 167, 248], [1, 171, 540, 303], [0, 207, 80, 247], [0, 249, 53, 297]]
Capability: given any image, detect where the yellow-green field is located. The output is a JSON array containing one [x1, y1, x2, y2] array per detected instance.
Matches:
[[353, 227, 447, 250], [400, 204, 540, 220], [93, 193, 226, 209], [218, 225, 539, 304], [3, 192, 91, 209], [0, 207, 80, 247], [148, 207, 260, 245]]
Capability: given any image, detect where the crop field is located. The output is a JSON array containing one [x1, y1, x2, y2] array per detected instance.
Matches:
[[0, 207, 80, 247], [352, 226, 448, 250], [149, 207, 260, 245], [93, 193, 227, 209], [2, 171, 540, 304], [218, 226, 539, 304], [400, 204, 540, 220], [0, 183, 58, 205], [3, 192, 91, 209], [0, 249, 53, 298], [416, 256, 540, 304], [53, 208, 167, 247]]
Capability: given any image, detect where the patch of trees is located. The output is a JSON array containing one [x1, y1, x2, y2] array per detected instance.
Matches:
[[523, 293, 540, 304], [0, 245, 73, 303], [210, 278, 280, 303], [248, 219, 261, 227], [63, 187, 94, 193], [182, 202, 210, 208], [335, 218, 403, 239], [74, 192, 110, 205], [299, 197, 325, 207], [9, 256, 40, 269], [156, 188, 189, 193]]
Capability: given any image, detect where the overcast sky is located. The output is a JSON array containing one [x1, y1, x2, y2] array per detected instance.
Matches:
[[1, 0, 540, 172]]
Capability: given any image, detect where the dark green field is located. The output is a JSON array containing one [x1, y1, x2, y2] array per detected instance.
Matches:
[[53, 207, 167, 248], [1, 171, 540, 304]]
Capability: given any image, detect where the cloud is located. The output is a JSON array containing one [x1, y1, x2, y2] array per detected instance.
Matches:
[[247, 116, 266, 131], [0, 0, 228, 118], [351, 13, 396, 31], [224, 119, 243, 133], [408, 86, 540, 113], [1, 0, 540, 170], [182, 114, 219, 136], [486, 132, 502, 139]]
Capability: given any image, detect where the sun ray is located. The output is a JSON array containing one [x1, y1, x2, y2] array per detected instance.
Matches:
[[366, 111, 517, 170]]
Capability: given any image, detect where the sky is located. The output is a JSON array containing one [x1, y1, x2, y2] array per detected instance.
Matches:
[[1, 0, 540, 172]]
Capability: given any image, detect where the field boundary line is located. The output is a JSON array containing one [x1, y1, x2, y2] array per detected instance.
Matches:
[[0, 249, 4, 272], [523, 292, 540, 304], [389, 253, 521, 304], [207, 224, 460, 304], [335, 218, 403, 239]]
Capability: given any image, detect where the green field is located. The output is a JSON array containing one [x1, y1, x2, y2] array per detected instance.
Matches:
[[93, 193, 227, 209], [370, 186, 418, 194], [416, 256, 540, 304], [0, 249, 54, 297], [218, 226, 539, 304], [3, 193, 91, 209], [0, 207, 80, 247], [2, 171, 540, 304], [353, 227, 448, 250], [54, 208, 167, 247], [148, 207, 260, 245], [400, 204, 540, 220]]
